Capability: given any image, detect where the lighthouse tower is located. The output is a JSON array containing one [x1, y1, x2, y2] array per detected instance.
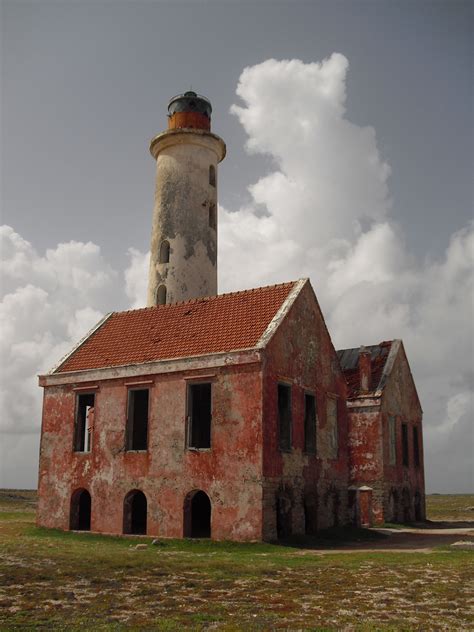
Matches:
[[147, 91, 226, 306]]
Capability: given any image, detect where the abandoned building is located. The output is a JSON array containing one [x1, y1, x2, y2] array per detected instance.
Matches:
[[37, 91, 425, 540]]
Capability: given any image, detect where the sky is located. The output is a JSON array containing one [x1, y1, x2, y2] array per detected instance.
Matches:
[[0, 0, 472, 492]]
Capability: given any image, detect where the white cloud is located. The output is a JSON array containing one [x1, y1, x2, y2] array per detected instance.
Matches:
[[124, 247, 149, 309]]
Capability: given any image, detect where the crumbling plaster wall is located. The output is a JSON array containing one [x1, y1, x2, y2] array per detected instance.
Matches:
[[346, 404, 385, 524], [147, 131, 224, 306], [37, 360, 264, 541], [381, 345, 425, 522], [261, 283, 349, 539]]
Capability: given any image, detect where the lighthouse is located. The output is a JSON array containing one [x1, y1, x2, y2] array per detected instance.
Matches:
[[147, 91, 226, 306]]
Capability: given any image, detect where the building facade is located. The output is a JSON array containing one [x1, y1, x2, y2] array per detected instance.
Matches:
[[37, 91, 425, 540]]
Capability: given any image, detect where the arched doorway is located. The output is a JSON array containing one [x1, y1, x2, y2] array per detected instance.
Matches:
[[70, 489, 91, 531], [183, 490, 211, 538], [276, 493, 292, 539], [123, 490, 147, 535], [303, 492, 318, 535], [402, 488, 411, 523]]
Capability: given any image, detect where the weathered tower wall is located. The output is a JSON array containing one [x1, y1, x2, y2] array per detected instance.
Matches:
[[147, 93, 226, 306]]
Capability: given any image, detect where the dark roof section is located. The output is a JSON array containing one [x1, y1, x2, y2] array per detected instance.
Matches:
[[55, 281, 298, 374], [337, 341, 394, 397]]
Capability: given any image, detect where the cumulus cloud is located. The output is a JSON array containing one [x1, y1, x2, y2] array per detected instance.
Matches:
[[1, 54, 472, 492], [0, 227, 120, 484]]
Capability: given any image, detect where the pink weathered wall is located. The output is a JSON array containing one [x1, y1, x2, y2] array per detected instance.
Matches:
[[381, 345, 425, 522], [261, 283, 349, 539], [37, 361, 264, 540]]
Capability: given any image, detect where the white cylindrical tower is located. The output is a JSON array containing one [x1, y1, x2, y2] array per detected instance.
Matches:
[[147, 91, 226, 306]]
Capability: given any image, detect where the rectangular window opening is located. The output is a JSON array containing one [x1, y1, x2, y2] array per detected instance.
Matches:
[[388, 415, 397, 465], [187, 383, 212, 449], [413, 426, 420, 468], [278, 384, 292, 451], [126, 389, 149, 451], [402, 422, 409, 467], [327, 397, 338, 459], [304, 393, 317, 453], [74, 393, 95, 452]]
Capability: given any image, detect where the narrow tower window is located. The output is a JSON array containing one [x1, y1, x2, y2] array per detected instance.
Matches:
[[209, 204, 216, 231], [209, 164, 216, 187], [157, 285, 167, 305], [159, 240, 170, 264]]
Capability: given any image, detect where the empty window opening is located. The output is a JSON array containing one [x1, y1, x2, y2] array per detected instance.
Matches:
[[413, 426, 420, 467], [123, 490, 147, 535], [126, 389, 149, 451], [326, 397, 338, 459], [388, 415, 397, 465], [209, 164, 216, 187], [70, 489, 91, 531], [209, 203, 216, 231], [303, 493, 318, 535], [187, 383, 212, 449], [184, 490, 211, 538], [402, 423, 409, 467], [74, 393, 95, 452], [276, 493, 292, 539], [157, 284, 167, 305], [278, 384, 292, 451], [304, 393, 317, 453], [159, 240, 170, 264]]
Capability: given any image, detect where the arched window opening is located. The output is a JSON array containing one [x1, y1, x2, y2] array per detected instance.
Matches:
[[276, 493, 292, 539], [70, 489, 91, 531], [123, 490, 147, 535], [208, 204, 216, 231], [159, 240, 170, 264], [157, 284, 167, 306], [183, 490, 211, 538], [209, 165, 216, 187]]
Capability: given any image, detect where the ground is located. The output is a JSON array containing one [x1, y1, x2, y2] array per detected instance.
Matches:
[[0, 491, 473, 631]]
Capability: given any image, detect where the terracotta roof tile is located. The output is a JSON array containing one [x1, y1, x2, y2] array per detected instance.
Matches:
[[56, 281, 297, 373]]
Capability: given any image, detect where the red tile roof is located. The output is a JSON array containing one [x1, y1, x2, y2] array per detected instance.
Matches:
[[337, 341, 393, 397], [56, 281, 297, 373]]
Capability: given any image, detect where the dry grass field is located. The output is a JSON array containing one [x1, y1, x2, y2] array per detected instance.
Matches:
[[0, 490, 473, 631]]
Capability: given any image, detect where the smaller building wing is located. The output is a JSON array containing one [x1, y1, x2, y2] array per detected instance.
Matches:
[[54, 281, 300, 373]]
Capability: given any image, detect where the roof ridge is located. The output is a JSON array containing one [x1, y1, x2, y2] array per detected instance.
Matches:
[[113, 279, 302, 315], [336, 339, 395, 354]]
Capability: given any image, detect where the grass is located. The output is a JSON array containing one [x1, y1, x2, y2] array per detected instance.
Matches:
[[0, 491, 473, 630]]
